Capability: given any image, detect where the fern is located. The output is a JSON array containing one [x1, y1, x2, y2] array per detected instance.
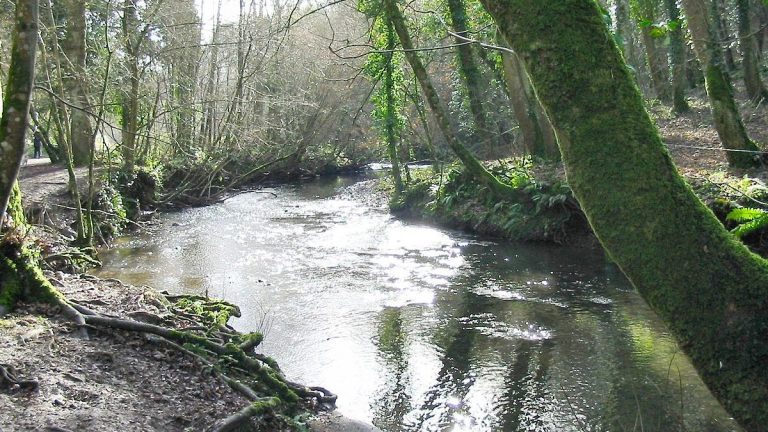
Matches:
[[726, 207, 768, 237]]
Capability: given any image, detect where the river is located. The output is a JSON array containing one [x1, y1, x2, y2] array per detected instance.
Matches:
[[94, 175, 740, 432]]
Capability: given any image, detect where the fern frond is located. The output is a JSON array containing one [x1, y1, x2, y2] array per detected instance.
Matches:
[[726, 207, 766, 223]]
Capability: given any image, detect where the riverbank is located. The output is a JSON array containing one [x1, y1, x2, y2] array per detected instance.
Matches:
[[3, 164, 380, 431], [387, 93, 768, 254]]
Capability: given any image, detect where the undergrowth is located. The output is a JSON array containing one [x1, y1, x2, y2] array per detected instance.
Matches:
[[390, 158, 588, 243]]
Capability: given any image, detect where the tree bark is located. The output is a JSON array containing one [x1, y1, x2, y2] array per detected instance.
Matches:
[[481, 0, 768, 430], [680, 0, 761, 168], [382, 0, 517, 199], [736, 0, 768, 103], [0, 0, 37, 220]]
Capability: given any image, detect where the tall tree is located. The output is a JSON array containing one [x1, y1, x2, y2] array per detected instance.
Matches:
[[120, 0, 141, 172], [664, 0, 690, 112], [0, 0, 37, 220], [57, 0, 93, 166], [680, 0, 762, 168], [382, 0, 518, 199], [481, 0, 768, 429], [445, 0, 494, 151], [360, 2, 406, 194], [736, 0, 768, 103], [632, 0, 671, 101]]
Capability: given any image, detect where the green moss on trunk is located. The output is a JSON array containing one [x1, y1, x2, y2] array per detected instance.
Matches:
[[483, 1, 768, 429], [0, 241, 58, 312]]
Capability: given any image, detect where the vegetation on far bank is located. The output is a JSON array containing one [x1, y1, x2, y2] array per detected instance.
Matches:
[[383, 157, 768, 258]]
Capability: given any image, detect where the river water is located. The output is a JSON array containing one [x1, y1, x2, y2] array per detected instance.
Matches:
[[94, 175, 740, 432]]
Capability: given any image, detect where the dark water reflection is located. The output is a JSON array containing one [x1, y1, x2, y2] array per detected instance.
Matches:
[[94, 176, 741, 432]]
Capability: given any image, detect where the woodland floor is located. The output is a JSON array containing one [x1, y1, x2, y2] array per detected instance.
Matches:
[[1, 90, 767, 432]]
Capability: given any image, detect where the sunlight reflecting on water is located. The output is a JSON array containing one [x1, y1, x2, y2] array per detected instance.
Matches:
[[95, 175, 742, 432]]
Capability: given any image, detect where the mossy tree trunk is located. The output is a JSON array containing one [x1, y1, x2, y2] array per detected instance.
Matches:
[[499, 50, 558, 160], [0, 0, 37, 221], [680, 0, 762, 168], [736, 0, 768, 103], [664, 0, 690, 113], [481, 0, 768, 429], [445, 0, 494, 153], [0, 0, 59, 314], [382, 0, 517, 199]]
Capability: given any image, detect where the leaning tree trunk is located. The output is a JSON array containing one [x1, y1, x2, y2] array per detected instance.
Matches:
[[481, 0, 768, 430], [736, 0, 768, 103], [680, 0, 761, 168], [382, 0, 516, 199]]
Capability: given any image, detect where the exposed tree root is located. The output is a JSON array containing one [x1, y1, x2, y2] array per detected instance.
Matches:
[[0, 363, 39, 393], [65, 292, 337, 428], [210, 397, 281, 432]]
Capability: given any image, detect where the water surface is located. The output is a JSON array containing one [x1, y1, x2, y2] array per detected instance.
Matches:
[[95, 176, 740, 431]]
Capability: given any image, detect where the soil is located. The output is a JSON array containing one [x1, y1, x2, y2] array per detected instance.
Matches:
[[2, 90, 767, 432]]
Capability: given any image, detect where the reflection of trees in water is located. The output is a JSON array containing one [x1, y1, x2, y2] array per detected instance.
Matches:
[[600, 306, 740, 432], [378, 238, 736, 432], [406, 287, 488, 431], [500, 339, 554, 431], [372, 307, 413, 431]]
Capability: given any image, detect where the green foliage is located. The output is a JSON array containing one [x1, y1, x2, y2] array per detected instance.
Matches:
[[361, 12, 407, 152], [727, 208, 768, 238], [392, 159, 587, 243]]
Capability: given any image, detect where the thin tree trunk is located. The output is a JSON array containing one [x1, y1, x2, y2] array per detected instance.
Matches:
[[121, 0, 141, 172], [641, 27, 671, 101], [483, 1, 768, 429], [714, 0, 737, 71], [382, 0, 516, 199], [665, 0, 690, 112], [737, 0, 768, 103], [446, 0, 493, 153], [615, 0, 653, 95], [680, 0, 761, 168], [384, 18, 403, 194]]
